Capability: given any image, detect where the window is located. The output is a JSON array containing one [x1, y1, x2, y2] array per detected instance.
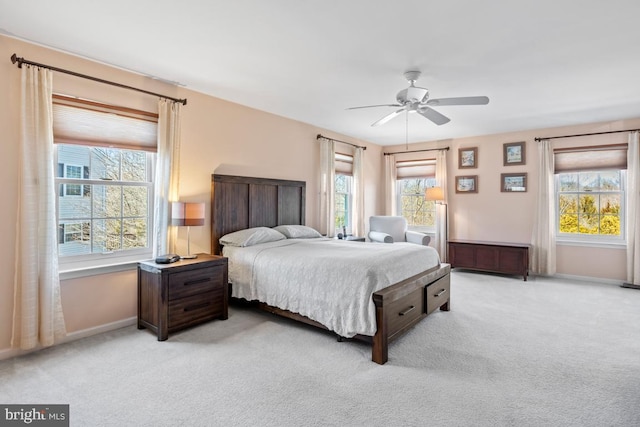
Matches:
[[335, 173, 352, 232], [334, 152, 353, 234], [397, 178, 437, 231], [52, 95, 158, 270], [395, 159, 437, 232], [554, 144, 627, 244], [557, 170, 624, 239], [55, 145, 154, 258]]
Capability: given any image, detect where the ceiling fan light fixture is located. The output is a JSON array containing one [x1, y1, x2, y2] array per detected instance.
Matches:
[[347, 70, 489, 127], [399, 86, 429, 104]]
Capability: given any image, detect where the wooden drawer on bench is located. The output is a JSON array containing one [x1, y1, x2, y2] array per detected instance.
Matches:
[[386, 286, 425, 339], [425, 275, 450, 315]]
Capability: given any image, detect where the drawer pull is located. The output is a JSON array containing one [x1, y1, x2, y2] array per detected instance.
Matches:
[[184, 302, 210, 312], [434, 289, 447, 297], [398, 305, 415, 316], [184, 278, 211, 287]]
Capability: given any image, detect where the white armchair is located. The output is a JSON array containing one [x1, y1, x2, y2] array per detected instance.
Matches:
[[368, 216, 431, 246]]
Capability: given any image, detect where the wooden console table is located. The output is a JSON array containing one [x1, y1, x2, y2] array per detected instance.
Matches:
[[448, 240, 530, 281]]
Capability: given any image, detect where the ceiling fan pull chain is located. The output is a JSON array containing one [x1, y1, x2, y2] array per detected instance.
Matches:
[[405, 108, 409, 151]]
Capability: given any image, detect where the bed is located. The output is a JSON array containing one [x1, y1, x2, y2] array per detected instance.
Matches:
[[211, 174, 451, 364]]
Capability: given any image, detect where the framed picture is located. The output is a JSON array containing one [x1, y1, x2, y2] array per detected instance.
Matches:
[[503, 141, 526, 166], [455, 175, 478, 193], [458, 147, 478, 169], [501, 173, 527, 192]]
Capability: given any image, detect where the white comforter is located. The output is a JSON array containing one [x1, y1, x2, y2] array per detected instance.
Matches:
[[223, 238, 440, 337]]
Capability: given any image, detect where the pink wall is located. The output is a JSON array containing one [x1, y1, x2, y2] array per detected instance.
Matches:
[[0, 34, 635, 357], [0, 35, 380, 354], [385, 120, 638, 282]]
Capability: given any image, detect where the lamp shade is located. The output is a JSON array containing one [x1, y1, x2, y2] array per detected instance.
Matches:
[[171, 202, 205, 227], [425, 186, 445, 201]]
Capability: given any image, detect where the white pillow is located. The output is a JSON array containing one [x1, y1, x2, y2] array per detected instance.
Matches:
[[219, 227, 286, 247], [273, 225, 322, 239]]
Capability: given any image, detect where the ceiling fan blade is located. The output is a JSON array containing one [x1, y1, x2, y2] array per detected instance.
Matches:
[[346, 104, 402, 110], [371, 108, 406, 127], [417, 106, 451, 125], [426, 96, 489, 106]]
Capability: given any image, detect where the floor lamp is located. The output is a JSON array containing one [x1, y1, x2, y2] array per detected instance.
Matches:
[[425, 186, 448, 262], [171, 202, 205, 259]]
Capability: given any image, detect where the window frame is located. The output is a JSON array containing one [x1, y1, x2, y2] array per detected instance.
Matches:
[[334, 173, 352, 234], [396, 177, 437, 233], [555, 169, 626, 247], [55, 145, 156, 273]]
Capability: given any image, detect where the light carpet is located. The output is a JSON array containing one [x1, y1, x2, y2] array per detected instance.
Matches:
[[1, 271, 639, 427]]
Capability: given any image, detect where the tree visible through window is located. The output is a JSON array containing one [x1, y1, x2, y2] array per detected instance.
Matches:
[[557, 170, 623, 236], [398, 178, 437, 230], [335, 174, 351, 232]]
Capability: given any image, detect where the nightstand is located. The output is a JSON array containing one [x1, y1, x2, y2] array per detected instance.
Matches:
[[137, 254, 228, 340]]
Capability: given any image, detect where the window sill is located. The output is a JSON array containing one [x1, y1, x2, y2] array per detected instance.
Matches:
[[59, 261, 142, 280], [59, 251, 155, 280], [556, 239, 626, 250]]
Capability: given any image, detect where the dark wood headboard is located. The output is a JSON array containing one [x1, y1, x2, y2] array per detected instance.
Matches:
[[211, 174, 306, 255]]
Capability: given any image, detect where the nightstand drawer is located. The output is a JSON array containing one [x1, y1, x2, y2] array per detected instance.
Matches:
[[168, 290, 225, 331], [425, 275, 450, 315], [168, 265, 225, 300]]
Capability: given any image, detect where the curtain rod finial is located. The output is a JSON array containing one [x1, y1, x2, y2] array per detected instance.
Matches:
[[10, 53, 22, 67]]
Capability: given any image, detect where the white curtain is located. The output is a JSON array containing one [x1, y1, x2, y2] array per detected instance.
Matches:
[[153, 99, 182, 257], [384, 154, 397, 215], [12, 65, 66, 350], [435, 149, 448, 262], [319, 138, 336, 237], [351, 147, 365, 237], [531, 139, 556, 275], [626, 131, 640, 285]]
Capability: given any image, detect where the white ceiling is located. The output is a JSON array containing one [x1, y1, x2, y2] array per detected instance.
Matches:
[[2, 1, 640, 146]]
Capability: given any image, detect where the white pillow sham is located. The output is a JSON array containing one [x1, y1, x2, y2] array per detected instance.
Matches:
[[219, 227, 286, 247], [273, 225, 322, 239]]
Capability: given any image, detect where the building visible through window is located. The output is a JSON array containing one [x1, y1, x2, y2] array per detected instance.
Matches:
[[56, 144, 153, 256]]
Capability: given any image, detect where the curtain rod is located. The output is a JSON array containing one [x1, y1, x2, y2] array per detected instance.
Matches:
[[316, 134, 367, 150], [10, 53, 187, 105], [534, 128, 639, 142], [383, 147, 449, 156]]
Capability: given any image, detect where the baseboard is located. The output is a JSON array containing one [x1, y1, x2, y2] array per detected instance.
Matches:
[[552, 273, 623, 286], [621, 282, 640, 290], [60, 317, 137, 343], [0, 317, 137, 361]]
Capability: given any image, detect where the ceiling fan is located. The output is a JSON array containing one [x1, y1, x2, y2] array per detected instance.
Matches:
[[347, 70, 489, 127]]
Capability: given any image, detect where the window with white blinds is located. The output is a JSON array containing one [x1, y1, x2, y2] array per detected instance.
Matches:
[[335, 152, 353, 233], [395, 158, 437, 231], [555, 144, 626, 242], [53, 95, 158, 269]]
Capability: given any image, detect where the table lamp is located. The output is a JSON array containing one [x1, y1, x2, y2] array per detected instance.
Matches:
[[171, 202, 205, 259]]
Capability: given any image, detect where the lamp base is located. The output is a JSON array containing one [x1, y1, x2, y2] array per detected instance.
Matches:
[[180, 254, 198, 260]]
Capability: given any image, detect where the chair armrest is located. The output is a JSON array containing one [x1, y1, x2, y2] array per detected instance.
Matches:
[[368, 231, 394, 243], [405, 230, 431, 246]]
